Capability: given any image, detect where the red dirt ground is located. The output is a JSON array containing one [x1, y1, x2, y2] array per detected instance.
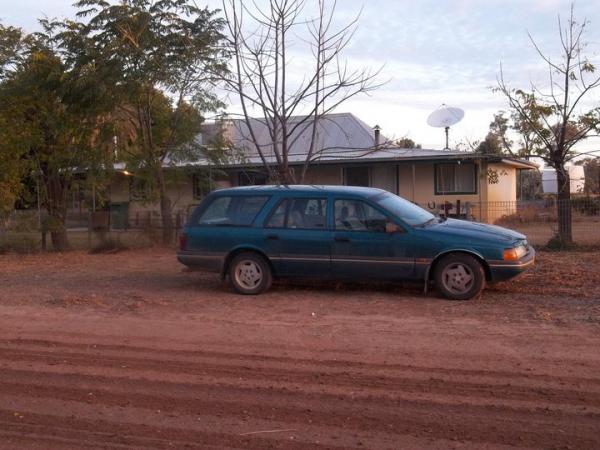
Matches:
[[0, 248, 599, 449]]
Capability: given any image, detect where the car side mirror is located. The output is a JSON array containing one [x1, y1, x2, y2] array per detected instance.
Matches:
[[385, 221, 402, 234]]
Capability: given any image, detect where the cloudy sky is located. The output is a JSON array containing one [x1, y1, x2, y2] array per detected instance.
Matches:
[[2, 0, 599, 153]]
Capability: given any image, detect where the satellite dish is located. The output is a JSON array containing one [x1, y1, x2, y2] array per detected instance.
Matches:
[[427, 105, 465, 149]]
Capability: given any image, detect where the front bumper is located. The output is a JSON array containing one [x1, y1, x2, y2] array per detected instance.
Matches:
[[488, 245, 536, 282]]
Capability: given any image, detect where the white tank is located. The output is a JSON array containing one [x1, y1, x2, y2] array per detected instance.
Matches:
[[541, 166, 585, 194]]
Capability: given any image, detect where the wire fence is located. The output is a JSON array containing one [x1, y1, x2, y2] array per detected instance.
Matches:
[[2, 197, 599, 250]]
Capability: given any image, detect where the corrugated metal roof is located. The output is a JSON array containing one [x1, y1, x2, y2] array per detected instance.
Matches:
[[203, 113, 387, 159], [117, 113, 538, 171]]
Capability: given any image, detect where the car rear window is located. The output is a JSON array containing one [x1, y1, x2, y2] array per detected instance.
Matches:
[[196, 195, 269, 226]]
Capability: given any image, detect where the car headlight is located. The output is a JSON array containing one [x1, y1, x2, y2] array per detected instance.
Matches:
[[503, 245, 527, 261]]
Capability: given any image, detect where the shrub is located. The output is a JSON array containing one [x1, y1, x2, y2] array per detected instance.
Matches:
[[0, 234, 39, 254], [571, 196, 600, 216]]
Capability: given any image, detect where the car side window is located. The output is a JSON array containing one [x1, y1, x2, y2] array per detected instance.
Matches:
[[265, 198, 327, 229], [334, 199, 388, 232], [197, 195, 269, 226]]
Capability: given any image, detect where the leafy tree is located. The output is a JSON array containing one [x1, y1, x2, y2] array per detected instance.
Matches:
[[0, 23, 26, 216], [497, 5, 600, 244], [396, 137, 422, 149], [0, 23, 115, 250], [73, 0, 229, 244]]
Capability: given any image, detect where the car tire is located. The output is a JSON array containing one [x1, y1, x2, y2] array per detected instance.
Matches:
[[434, 253, 485, 300], [228, 252, 272, 295]]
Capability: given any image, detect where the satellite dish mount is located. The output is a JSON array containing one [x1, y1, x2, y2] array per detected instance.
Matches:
[[427, 105, 465, 150]]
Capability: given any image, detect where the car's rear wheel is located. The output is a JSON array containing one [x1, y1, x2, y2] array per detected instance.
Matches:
[[228, 252, 272, 295], [434, 253, 485, 300]]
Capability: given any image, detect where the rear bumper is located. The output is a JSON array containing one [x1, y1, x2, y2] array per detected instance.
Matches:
[[488, 246, 536, 282], [177, 251, 224, 273]]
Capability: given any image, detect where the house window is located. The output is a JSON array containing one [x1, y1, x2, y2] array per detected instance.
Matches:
[[192, 173, 210, 200], [435, 162, 477, 195], [344, 167, 370, 187], [130, 178, 151, 201], [238, 170, 269, 186]]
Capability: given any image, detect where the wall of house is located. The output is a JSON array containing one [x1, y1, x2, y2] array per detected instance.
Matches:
[[303, 165, 343, 185], [485, 163, 517, 223], [105, 161, 521, 226], [397, 161, 487, 221], [108, 173, 232, 227]]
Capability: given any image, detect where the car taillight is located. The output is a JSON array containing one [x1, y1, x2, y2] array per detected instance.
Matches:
[[179, 233, 188, 251]]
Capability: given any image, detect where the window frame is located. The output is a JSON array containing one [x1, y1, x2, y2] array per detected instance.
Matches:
[[193, 194, 271, 227], [434, 162, 478, 195], [129, 177, 152, 201], [263, 197, 329, 231], [238, 170, 269, 186], [343, 166, 371, 187], [192, 173, 210, 200], [333, 198, 393, 233]]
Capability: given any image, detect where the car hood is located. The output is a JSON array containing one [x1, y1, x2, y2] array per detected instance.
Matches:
[[423, 218, 526, 244]]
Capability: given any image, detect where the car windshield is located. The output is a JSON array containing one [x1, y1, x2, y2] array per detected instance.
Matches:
[[374, 193, 435, 227]]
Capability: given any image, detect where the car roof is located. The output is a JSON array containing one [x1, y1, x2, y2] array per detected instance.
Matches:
[[213, 185, 387, 197]]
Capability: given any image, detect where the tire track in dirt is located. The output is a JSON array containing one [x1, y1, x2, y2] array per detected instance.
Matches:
[[3, 338, 599, 384], [1, 339, 599, 449], [1, 344, 599, 410], [0, 410, 340, 450]]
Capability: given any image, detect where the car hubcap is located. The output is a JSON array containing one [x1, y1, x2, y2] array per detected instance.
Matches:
[[234, 260, 263, 290], [441, 263, 474, 295]]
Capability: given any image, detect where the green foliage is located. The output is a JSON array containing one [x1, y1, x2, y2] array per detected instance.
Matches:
[[71, 0, 229, 243], [571, 197, 600, 216], [0, 234, 39, 254], [475, 132, 504, 155], [396, 137, 421, 149], [0, 23, 117, 250], [496, 5, 600, 243]]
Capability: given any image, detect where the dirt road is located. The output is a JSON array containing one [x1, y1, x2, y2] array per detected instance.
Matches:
[[1, 249, 599, 449]]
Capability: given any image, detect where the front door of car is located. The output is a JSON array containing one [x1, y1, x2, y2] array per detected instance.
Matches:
[[262, 197, 332, 277], [331, 198, 414, 280]]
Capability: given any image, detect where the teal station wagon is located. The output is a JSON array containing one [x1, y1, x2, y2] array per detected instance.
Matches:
[[178, 186, 535, 300]]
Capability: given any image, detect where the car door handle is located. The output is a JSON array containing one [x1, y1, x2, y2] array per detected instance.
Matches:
[[334, 237, 351, 243], [266, 234, 279, 240]]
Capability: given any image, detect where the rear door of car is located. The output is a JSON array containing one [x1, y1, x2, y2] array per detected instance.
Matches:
[[187, 194, 272, 267], [262, 195, 332, 277], [330, 196, 414, 280]]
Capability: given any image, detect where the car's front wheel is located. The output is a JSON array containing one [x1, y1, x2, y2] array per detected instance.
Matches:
[[434, 253, 485, 300], [228, 252, 273, 295]]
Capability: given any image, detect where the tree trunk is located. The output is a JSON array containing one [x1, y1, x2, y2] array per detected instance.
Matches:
[[555, 164, 573, 245], [156, 167, 173, 245], [50, 223, 69, 252], [44, 174, 71, 252]]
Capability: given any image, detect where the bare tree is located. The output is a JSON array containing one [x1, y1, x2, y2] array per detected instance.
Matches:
[[222, 0, 383, 184], [496, 4, 600, 245]]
